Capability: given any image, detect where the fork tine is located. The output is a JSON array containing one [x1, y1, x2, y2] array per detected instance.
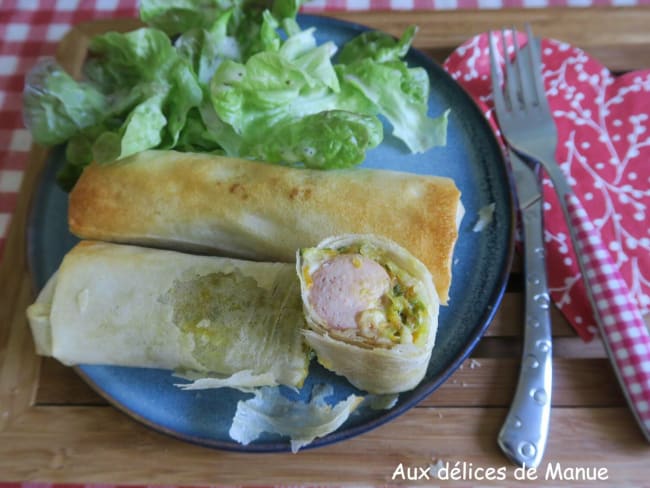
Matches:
[[525, 24, 549, 110], [512, 26, 538, 108], [501, 29, 519, 112], [488, 31, 507, 116]]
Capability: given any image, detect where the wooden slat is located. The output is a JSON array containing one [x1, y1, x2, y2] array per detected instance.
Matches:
[[473, 336, 606, 359], [62, 8, 650, 72], [36, 359, 105, 406], [327, 8, 650, 70], [485, 292, 575, 337], [0, 406, 648, 484], [0, 146, 50, 430], [0, 277, 41, 430], [422, 357, 624, 407]]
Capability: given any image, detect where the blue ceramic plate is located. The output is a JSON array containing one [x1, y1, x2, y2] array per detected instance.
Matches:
[[28, 15, 514, 452]]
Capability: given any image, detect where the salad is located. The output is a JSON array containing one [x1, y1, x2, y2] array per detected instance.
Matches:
[[23, 0, 448, 190]]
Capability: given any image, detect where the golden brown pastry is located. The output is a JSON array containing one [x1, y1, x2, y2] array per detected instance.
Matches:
[[69, 150, 463, 303]]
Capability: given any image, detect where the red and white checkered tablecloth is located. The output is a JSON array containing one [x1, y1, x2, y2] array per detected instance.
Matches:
[[1, 3, 649, 488], [1, 0, 650, 260]]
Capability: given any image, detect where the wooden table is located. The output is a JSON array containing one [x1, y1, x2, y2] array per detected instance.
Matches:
[[2, 7, 650, 485]]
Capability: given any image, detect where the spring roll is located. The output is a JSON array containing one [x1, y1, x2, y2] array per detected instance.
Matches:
[[68, 150, 463, 304], [27, 241, 309, 389], [297, 234, 439, 394]]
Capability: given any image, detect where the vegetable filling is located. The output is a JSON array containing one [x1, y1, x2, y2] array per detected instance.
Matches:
[[303, 243, 427, 347]]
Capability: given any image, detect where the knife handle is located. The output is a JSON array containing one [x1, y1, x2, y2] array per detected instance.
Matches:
[[564, 193, 650, 441], [498, 195, 552, 469]]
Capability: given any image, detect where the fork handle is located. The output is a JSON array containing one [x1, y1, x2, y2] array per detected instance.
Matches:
[[564, 193, 650, 441], [498, 193, 552, 468]]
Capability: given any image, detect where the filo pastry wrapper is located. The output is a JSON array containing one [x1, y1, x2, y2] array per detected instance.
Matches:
[[297, 234, 439, 394], [68, 150, 463, 304], [26, 241, 309, 390]]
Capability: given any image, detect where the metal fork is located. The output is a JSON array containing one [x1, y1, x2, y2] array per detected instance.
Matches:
[[491, 25, 650, 443], [489, 33, 552, 469]]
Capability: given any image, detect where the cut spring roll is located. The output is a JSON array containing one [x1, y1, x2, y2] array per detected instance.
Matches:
[[297, 234, 439, 394], [68, 150, 463, 304], [27, 241, 309, 390]]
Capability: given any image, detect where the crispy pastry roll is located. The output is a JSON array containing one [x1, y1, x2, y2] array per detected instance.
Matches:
[[26, 241, 309, 390], [68, 150, 463, 303], [297, 234, 439, 394]]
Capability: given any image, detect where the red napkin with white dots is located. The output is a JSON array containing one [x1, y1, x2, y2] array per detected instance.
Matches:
[[444, 34, 650, 341]]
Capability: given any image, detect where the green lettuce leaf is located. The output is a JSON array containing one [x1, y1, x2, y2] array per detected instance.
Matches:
[[92, 91, 168, 163], [335, 27, 448, 153], [338, 25, 417, 64], [29, 26, 204, 181], [175, 108, 224, 153], [341, 59, 448, 153], [139, 0, 240, 36], [161, 60, 203, 147], [88, 28, 176, 85], [174, 9, 241, 85], [279, 26, 339, 91], [271, 0, 304, 20], [58, 123, 115, 191], [23, 0, 449, 191], [208, 24, 384, 168], [208, 21, 447, 167], [241, 110, 383, 169], [23, 58, 108, 146], [140, 0, 305, 59]]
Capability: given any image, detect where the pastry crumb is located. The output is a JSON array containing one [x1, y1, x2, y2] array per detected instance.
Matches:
[[473, 203, 496, 232]]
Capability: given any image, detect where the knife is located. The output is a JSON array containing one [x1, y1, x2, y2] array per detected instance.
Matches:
[[497, 148, 553, 469]]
